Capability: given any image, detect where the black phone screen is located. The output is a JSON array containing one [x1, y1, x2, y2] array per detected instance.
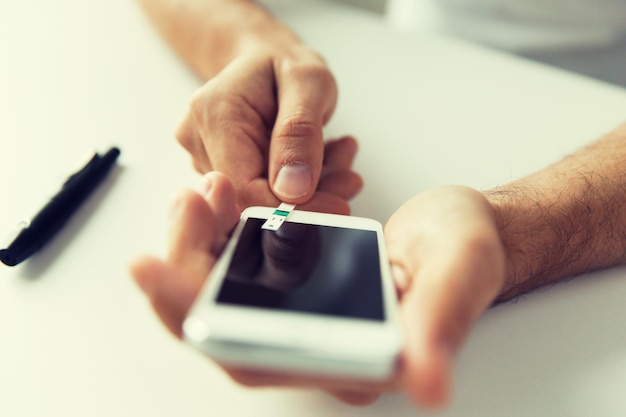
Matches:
[[215, 218, 385, 321]]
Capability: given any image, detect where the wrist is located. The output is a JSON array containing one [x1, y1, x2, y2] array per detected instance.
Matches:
[[138, 0, 305, 80], [234, 4, 302, 55], [484, 185, 552, 301], [206, 0, 308, 77], [486, 151, 626, 301]]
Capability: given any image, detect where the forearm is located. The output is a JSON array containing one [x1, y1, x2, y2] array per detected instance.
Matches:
[[137, 0, 301, 79], [486, 123, 626, 301]]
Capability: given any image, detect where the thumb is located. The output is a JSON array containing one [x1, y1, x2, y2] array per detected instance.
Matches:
[[269, 54, 337, 203], [398, 235, 504, 409], [385, 187, 505, 409]]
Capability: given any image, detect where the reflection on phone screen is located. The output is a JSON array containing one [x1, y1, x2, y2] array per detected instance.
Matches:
[[216, 218, 385, 321]]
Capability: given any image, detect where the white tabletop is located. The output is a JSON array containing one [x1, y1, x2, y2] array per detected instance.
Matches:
[[1, 0, 626, 416]]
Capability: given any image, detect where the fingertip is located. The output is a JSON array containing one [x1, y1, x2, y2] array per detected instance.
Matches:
[[199, 172, 240, 253], [128, 256, 191, 338], [328, 390, 381, 406], [200, 171, 231, 198], [168, 189, 215, 256], [201, 172, 238, 217], [400, 285, 454, 410], [329, 135, 359, 158], [297, 193, 352, 215], [317, 170, 363, 202], [340, 134, 359, 148], [129, 255, 165, 297], [269, 124, 322, 204], [403, 344, 452, 410], [137, 259, 200, 339]]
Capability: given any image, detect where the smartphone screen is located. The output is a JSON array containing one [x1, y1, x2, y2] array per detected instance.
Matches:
[[215, 217, 385, 321]]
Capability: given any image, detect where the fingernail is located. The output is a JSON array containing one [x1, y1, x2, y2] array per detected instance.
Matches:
[[274, 163, 312, 199]]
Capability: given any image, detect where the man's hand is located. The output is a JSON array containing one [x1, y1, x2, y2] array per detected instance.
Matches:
[[384, 186, 505, 408], [131, 179, 506, 409], [176, 46, 360, 213], [138, 0, 360, 213], [130, 172, 391, 405]]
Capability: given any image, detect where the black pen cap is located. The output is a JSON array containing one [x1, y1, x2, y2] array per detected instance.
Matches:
[[0, 227, 40, 267]]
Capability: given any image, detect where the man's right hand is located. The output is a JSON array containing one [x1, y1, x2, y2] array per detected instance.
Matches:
[[175, 46, 362, 214]]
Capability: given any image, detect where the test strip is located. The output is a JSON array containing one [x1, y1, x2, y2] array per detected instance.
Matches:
[[261, 203, 296, 231]]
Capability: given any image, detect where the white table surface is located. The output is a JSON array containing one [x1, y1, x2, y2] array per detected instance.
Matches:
[[1, 0, 625, 416]]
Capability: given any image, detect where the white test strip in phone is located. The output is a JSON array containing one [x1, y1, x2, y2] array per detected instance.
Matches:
[[261, 203, 296, 231]]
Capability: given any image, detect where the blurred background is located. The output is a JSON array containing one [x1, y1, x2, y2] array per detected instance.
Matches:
[[340, 0, 386, 13], [338, 0, 626, 87]]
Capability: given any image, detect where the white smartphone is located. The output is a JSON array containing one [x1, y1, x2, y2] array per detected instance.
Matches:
[[183, 207, 403, 381]]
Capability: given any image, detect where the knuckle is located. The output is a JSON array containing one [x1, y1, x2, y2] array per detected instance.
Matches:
[[188, 77, 242, 124], [279, 48, 336, 88], [174, 113, 199, 149], [275, 113, 319, 143], [191, 157, 210, 174], [190, 87, 259, 139], [174, 125, 193, 150], [287, 60, 336, 90], [189, 87, 221, 125]]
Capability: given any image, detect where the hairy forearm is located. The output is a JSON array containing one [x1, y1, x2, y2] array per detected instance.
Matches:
[[137, 0, 300, 79], [486, 123, 626, 301]]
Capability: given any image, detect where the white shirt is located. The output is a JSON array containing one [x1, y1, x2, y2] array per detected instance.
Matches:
[[386, 0, 626, 52]]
